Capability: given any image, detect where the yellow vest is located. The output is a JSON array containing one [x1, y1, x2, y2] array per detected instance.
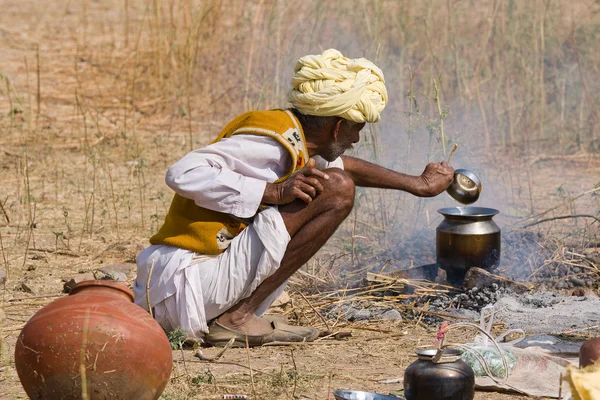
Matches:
[[150, 109, 308, 255]]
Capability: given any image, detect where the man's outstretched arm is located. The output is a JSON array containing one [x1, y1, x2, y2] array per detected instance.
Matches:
[[341, 155, 454, 197]]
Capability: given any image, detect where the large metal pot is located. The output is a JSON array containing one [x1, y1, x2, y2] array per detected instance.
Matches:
[[436, 207, 501, 284], [404, 349, 474, 400]]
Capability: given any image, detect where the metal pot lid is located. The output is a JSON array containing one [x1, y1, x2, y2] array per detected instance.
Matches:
[[438, 207, 499, 218], [446, 168, 482, 205]]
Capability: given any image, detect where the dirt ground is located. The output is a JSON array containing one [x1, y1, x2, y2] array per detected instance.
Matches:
[[1, 0, 600, 399]]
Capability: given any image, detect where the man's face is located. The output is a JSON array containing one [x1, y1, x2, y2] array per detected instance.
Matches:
[[322, 121, 366, 161]]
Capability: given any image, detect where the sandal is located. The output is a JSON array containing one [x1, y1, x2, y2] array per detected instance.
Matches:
[[206, 318, 319, 347]]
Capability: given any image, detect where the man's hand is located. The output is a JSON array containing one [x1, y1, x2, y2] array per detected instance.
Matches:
[[418, 161, 454, 197], [262, 158, 330, 205]]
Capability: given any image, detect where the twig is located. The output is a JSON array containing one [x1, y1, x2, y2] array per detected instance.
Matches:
[[35, 44, 41, 130], [559, 325, 599, 335], [8, 294, 63, 302], [523, 214, 600, 229], [558, 373, 564, 400], [0, 324, 25, 333], [296, 291, 330, 332], [401, 305, 472, 321], [194, 337, 235, 361], [245, 335, 256, 397], [5, 300, 54, 307], [365, 332, 409, 342], [178, 359, 278, 378], [0, 232, 8, 281], [447, 143, 458, 164], [0, 197, 9, 224], [146, 259, 155, 317], [262, 340, 350, 347], [243, 0, 265, 111], [290, 348, 298, 399], [28, 248, 79, 258], [315, 331, 352, 341], [512, 186, 600, 227], [433, 78, 447, 156]]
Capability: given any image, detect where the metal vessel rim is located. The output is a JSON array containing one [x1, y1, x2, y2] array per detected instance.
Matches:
[[437, 207, 499, 217], [416, 348, 463, 357]]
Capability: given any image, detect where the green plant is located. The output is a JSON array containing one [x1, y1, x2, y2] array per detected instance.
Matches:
[[190, 369, 214, 385], [166, 326, 187, 350]]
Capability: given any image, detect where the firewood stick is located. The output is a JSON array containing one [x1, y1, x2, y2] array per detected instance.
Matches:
[[447, 144, 458, 164]]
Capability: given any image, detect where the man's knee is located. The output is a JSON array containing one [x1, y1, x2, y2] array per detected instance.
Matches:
[[322, 168, 355, 212]]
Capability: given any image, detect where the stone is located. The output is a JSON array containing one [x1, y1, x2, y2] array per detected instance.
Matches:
[[62, 272, 95, 293], [348, 308, 372, 321], [571, 287, 598, 298], [390, 263, 439, 281], [329, 305, 372, 321], [18, 282, 35, 294], [0, 269, 5, 285], [62, 265, 135, 293], [94, 268, 127, 282], [270, 291, 291, 308], [98, 263, 135, 276], [376, 309, 403, 321], [462, 267, 532, 294]]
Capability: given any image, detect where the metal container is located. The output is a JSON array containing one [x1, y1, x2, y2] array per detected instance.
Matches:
[[333, 390, 403, 400], [446, 169, 482, 205], [436, 207, 501, 284], [404, 349, 474, 400]]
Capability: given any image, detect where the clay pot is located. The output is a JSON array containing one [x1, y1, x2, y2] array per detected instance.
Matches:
[[15, 280, 172, 399], [580, 338, 600, 368]]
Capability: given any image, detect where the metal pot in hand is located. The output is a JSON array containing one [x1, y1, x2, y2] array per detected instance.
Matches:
[[436, 207, 501, 284], [446, 169, 482, 205]]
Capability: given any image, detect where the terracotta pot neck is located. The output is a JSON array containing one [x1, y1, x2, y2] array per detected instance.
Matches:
[[70, 280, 134, 302]]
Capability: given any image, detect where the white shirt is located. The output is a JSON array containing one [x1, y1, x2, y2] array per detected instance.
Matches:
[[165, 134, 343, 218]]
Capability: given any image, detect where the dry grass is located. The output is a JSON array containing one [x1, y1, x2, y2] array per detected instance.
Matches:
[[1, 0, 600, 399]]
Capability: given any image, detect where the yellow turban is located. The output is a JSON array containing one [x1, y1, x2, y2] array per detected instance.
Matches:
[[287, 49, 388, 123]]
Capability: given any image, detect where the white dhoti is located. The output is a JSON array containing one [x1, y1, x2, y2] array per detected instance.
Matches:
[[133, 207, 291, 339]]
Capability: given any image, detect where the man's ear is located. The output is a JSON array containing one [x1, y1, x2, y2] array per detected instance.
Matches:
[[332, 118, 344, 142]]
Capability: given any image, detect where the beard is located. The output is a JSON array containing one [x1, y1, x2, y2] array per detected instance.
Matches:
[[322, 141, 353, 162]]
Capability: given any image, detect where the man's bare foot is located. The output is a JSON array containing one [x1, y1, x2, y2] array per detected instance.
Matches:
[[215, 313, 273, 336]]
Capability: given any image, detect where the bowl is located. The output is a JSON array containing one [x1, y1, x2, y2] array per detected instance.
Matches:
[[446, 169, 482, 205], [332, 390, 403, 400]]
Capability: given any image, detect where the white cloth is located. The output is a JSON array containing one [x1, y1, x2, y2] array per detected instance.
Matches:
[[134, 134, 343, 338]]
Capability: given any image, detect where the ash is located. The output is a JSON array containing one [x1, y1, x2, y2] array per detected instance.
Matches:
[[404, 285, 508, 325], [451, 284, 507, 312], [494, 291, 600, 334], [406, 286, 600, 336], [414, 284, 506, 315]]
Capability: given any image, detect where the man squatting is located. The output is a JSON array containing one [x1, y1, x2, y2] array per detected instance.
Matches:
[[134, 49, 454, 347]]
